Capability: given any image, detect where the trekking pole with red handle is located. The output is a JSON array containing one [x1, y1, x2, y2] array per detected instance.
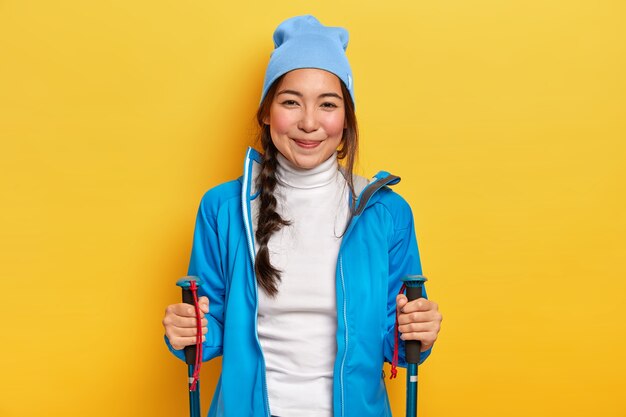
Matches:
[[176, 276, 203, 417]]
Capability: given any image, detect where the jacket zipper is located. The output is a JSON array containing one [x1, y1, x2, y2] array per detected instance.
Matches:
[[242, 154, 271, 417], [339, 256, 348, 417]]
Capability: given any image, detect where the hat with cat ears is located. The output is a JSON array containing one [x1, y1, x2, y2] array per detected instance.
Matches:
[[260, 15, 355, 105]]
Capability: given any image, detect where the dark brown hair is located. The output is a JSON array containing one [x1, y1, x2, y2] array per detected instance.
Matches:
[[254, 75, 359, 297]]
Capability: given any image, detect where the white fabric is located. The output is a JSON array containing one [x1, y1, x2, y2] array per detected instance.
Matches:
[[256, 152, 350, 417]]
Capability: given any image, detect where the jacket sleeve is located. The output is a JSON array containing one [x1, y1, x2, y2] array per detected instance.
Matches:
[[382, 200, 432, 367], [165, 192, 225, 362]]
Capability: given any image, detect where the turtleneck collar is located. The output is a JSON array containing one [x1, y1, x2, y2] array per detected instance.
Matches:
[[276, 152, 339, 190]]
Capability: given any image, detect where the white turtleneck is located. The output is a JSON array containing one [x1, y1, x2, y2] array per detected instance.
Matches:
[[256, 152, 350, 417]]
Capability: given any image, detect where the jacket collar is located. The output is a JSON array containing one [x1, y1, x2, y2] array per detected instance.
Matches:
[[241, 146, 400, 213], [240, 146, 401, 264]]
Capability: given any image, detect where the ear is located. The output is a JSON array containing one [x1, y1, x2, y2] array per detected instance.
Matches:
[[262, 115, 270, 125]]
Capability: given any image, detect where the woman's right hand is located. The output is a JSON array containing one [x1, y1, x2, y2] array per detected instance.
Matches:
[[162, 296, 210, 350]]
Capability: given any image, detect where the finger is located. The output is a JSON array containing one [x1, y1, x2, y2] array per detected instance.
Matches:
[[183, 303, 207, 319], [166, 303, 204, 318], [399, 331, 438, 350], [169, 335, 207, 351], [397, 310, 441, 325], [398, 322, 435, 334], [400, 298, 435, 314], [164, 314, 204, 329], [186, 305, 206, 318], [165, 318, 209, 340], [169, 325, 208, 338], [198, 296, 210, 313], [396, 294, 408, 313]]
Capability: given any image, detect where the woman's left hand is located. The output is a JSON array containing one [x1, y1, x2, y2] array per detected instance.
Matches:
[[396, 295, 442, 352]]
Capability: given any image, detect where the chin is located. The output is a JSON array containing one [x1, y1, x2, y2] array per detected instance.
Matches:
[[293, 153, 332, 170], [293, 159, 319, 170]]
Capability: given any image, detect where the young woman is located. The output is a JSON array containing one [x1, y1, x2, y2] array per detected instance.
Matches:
[[162, 15, 442, 417]]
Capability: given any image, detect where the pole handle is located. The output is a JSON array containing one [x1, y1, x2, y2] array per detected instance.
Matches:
[[401, 275, 427, 365], [405, 285, 423, 364], [181, 288, 197, 366], [177, 276, 201, 366]]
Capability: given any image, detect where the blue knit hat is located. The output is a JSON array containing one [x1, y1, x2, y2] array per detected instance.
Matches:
[[260, 15, 355, 105]]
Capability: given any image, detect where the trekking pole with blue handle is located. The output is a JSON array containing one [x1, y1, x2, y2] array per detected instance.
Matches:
[[176, 276, 203, 417], [401, 275, 428, 417]]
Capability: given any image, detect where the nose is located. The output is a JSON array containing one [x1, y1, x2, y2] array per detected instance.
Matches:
[[297, 108, 319, 133]]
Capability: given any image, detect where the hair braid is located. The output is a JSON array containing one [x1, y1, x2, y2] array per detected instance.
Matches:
[[254, 130, 290, 297]]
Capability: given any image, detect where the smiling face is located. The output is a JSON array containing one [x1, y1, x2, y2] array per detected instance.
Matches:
[[263, 68, 346, 170]]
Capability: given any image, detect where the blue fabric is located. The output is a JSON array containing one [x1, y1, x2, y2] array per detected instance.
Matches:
[[260, 15, 355, 105], [165, 147, 432, 417]]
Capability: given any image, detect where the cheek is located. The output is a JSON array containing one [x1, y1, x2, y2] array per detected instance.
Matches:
[[322, 113, 346, 137], [268, 108, 293, 135]]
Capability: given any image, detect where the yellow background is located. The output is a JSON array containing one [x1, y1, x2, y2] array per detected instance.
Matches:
[[1, 1, 624, 416]]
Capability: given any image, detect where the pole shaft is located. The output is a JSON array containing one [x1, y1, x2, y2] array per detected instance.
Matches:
[[188, 365, 201, 417], [406, 363, 418, 417]]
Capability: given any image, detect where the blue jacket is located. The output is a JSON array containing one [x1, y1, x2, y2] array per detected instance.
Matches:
[[166, 147, 431, 417]]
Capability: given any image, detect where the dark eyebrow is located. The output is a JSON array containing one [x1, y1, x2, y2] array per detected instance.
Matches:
[[277, 89, 303, 97], [277, 90, 343, 101], [319, 92, 344, 101]]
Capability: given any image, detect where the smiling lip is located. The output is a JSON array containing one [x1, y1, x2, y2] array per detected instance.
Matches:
[[292, 139, 322, 149]]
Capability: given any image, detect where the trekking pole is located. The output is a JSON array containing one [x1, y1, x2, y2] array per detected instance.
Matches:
[[401, 275, 428, 417], [176, 276, 203, 417]]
